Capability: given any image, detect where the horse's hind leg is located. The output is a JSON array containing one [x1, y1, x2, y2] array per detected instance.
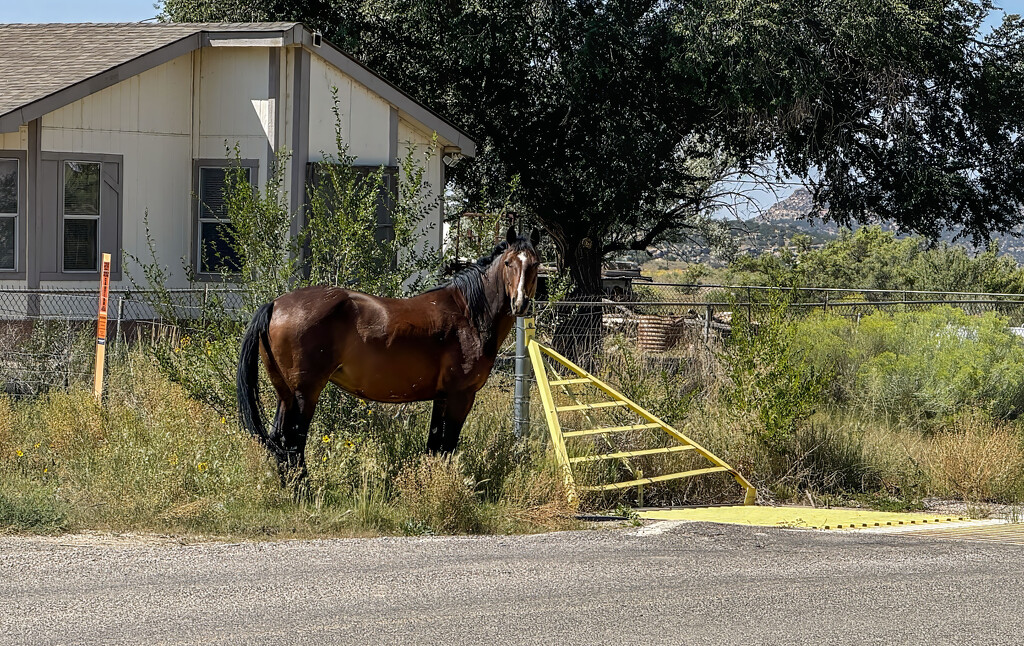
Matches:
[[275, 388, 322, 482], [265, 376, 322, 483]]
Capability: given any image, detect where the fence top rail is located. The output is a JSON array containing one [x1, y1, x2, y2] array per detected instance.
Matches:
[[644, 283, 1024, 299], [0, 287, 243, 295], [543, 299, 1024, 308]]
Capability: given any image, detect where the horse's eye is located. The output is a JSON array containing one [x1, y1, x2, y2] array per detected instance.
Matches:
[[504, 260, 511, 267]]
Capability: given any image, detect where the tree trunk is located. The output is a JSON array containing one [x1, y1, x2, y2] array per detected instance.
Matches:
[[551, 233, 604, 366]]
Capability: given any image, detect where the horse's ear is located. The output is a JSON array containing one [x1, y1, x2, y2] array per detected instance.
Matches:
[[530, 228, 541, 248], [505, 225, 517, 244]]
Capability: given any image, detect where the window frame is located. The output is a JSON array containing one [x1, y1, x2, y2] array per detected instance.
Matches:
[[192, 158, 259, 280], [39, 151, 122, 282], [0, 150, 27, 278], [60, 159, 103, 274]]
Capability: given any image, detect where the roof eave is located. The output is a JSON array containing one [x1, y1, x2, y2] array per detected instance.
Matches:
[[0, 32, 203, 133]]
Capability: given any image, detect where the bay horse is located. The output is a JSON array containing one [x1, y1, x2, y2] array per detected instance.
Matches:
[[236, 227, 541, 477]]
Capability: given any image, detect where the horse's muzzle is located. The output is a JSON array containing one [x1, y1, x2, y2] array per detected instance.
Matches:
[[513, 297, 532, 317]]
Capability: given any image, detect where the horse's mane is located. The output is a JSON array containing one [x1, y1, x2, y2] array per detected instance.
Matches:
[[426, 237, 535, 329]]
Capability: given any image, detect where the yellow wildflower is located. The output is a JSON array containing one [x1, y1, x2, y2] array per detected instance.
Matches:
[[197, 462, 208, 472], [16, 449, 23, 457], [322, 435, 331, 444]]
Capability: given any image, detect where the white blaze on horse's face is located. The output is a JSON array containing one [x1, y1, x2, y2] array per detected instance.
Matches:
[[514, 252, 527, 312]]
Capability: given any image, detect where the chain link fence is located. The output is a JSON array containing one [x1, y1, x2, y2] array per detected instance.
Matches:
[[521, 283, 1024, 359], [0, 287, 245, 395], [0, 282, 1022, 397]]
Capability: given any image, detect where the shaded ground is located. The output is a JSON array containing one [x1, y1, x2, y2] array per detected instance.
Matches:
[[2, 521, 1022, 645]]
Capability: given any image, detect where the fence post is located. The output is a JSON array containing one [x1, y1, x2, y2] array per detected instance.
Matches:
[[704, 304, 713, 340], [514, 316, 531, 438], [202, 284, 210, 326], [113, 296, 124, 351]]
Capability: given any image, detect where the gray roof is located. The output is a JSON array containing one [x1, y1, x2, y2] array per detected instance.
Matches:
[[0, 22, 475, 156]]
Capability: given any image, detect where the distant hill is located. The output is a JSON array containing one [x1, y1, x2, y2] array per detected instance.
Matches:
[[652, 188, 1024, 265]]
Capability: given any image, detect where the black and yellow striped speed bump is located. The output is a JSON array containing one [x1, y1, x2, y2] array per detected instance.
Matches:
[[636, 506, 972, 530], [870, 520, 1024, 545]]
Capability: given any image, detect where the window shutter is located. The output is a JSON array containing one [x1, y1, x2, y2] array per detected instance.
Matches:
[[377, 168, 396, 244], [100, 161, 121, 278], [39, 158, 59, 275]]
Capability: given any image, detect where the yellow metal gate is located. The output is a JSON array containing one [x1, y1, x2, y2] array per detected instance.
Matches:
[[523, 318, 755, 507]]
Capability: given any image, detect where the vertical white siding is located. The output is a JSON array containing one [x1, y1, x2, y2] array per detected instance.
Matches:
[[0, 130, 25, 150], [42, 55, 194, 289], [398, 118, 444, 254], [196, 47, 275, 178], [308, 53, 389, 165], [39, 48, 279, 289], [24, 42, 458, 292]]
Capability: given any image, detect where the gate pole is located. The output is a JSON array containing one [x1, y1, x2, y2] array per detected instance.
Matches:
[[513, 316, 532, 437]]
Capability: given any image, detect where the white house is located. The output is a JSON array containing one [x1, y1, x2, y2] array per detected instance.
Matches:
[[0, 22, 476, 294]]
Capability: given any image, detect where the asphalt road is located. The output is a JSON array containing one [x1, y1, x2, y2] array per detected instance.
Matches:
[[2, 521, 1022, 645]]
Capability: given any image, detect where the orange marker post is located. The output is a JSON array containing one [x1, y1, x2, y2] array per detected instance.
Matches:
[[93, 253, 112, 401]]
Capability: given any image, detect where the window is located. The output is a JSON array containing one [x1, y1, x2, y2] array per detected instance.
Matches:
[[306, 163, 397, 242], [194, 160, 257, 275], [0, 158, 18, 271], [62, 161, 101, 272], [38, 152, 121, 281]]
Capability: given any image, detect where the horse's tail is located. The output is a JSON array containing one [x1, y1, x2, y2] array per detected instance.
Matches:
[[237, 302, 281, 456]]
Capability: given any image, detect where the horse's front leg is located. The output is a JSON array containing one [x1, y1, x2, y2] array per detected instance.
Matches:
[[426, 395, 448, 454], [426, 391, 477, 455]]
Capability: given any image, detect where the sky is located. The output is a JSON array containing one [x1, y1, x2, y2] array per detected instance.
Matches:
[[4, 0, 161, 23], [6, 0, 1022, 27]]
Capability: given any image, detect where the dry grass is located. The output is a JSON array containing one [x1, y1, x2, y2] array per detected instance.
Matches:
[[5, 309, 1024, 537], [920, 410, 1024, 502], [395, 455, 483, 534], [0, 349, 577, 537]]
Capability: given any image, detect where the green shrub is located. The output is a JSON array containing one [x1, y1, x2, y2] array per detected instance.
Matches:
[[0, 482, 70, 534], [721, 295, 827, 451], [791, 307, 1024, 421]]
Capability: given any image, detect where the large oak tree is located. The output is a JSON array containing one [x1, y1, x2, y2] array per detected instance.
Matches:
[[163, 0, 1024, 299]]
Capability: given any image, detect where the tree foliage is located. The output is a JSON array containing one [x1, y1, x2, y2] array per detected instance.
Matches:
[[726, 226, 1024, 294], [160, 0, 1024, 296]]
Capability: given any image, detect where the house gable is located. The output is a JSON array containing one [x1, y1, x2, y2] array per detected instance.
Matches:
[[0, 23, 475, 156]]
